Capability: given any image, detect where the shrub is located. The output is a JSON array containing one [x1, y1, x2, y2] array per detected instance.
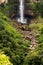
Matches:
[[0, 12, 30, 65], [32, 0, 43, 17], [24, 43, 43, 65], [0, 53, 13, 65]]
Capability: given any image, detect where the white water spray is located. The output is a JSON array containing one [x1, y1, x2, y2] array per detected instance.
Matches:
[[18, 0, 26, 23]]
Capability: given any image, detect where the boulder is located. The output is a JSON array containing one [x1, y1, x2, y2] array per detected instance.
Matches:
[[0, 0, 8, 4]]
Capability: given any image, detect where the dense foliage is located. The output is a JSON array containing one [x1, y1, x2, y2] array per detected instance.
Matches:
[[32, 0, 43, 17], [0, 0, 43, 65], [0, 52, 12, 65], [0, 12, 43, 65], [24, 43, 43, 65], [0, 12, 30, 65]]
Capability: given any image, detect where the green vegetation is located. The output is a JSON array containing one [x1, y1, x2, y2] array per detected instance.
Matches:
[[32, 0, 43, 17], [29, 17, 43, 43], [26, 17, 43, 65], [0, 12, 43, 65], [24, 43, 43, 65], [0, 12, 30, 65], [0, 52, 12, 65], [0, 0, 43, 65]]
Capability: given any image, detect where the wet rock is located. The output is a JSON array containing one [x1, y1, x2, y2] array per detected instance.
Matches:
[[25, 36, 31, 41], [35, 40, 39, 43], [28, 28, 31, 31], [21, 26, 26, 30], [25, 10, 35, 17], [29, 33, 34, 39]]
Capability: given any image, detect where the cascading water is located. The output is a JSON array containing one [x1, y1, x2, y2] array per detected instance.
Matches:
[[18, 0, 26, 23]]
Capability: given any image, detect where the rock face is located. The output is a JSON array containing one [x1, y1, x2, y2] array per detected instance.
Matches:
[[3, 0, 40, 18], [24, 10, 34, 17], [12, 1, 35, 18], [0, 0, 8, 4]]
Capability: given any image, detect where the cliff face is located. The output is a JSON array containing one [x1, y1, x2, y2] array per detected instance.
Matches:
[[7, 0, 33, 18], [9, 0, 35, 18], [0, 0, 40, 18]]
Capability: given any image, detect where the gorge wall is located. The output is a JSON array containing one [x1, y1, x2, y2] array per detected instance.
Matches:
[[0, 0, 40, 18]]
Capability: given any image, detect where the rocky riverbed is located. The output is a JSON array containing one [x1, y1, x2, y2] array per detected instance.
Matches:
[[8, 20, 38, 51]]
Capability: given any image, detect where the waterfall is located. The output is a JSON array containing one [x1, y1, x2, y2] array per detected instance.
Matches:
[[18, 0, 26, 24], [20, 0, 24, 23]]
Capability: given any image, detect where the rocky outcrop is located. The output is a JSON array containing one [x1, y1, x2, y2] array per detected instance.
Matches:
[[0, 0, 8, 4], [24, 10, 34, 17], [2, 0, 40, 19]]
